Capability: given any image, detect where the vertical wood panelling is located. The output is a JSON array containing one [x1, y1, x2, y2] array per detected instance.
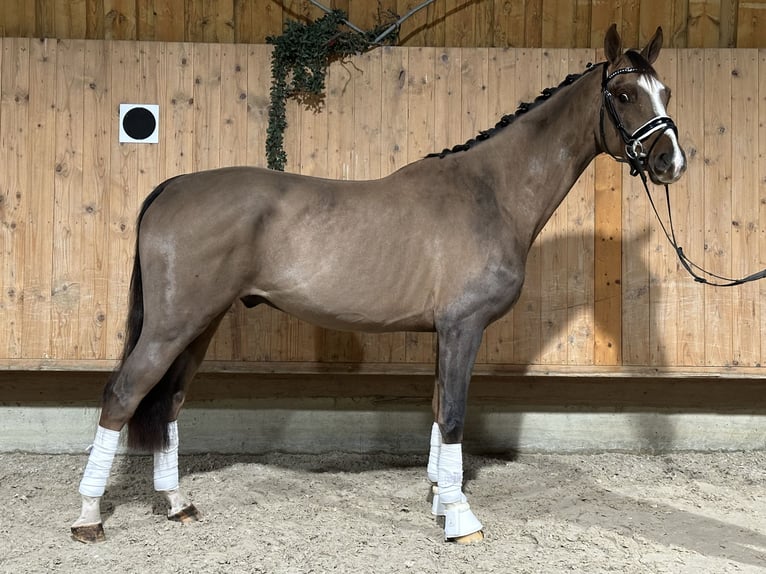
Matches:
[[79, 39, 110, 359], [675, 48, 706, 366], [0, 41, 763, 374], [105, 41, 140, 358], [649, 50, 679, 366], [0, 38, 30, 359], [21, 39, 56, 359], [730, 49, 760, 365], [703, 49, 734, 365], [1, 1, 765, 48], [51, 40, 85, 360]]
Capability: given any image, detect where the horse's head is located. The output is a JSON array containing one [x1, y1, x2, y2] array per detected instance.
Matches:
[[600, 24, 686, 185]]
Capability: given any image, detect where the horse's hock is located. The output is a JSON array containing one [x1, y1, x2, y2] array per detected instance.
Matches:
[[0, 39, 765, 455]]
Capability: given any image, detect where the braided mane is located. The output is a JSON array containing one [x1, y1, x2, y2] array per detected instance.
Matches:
[[427, 62, 602, 159]]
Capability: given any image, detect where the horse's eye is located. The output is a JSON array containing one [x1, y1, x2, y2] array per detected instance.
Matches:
[[618, 93, 630, 103]]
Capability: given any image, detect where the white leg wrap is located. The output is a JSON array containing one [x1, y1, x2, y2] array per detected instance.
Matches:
[[437, 443, 463, 505], [73, 495, 102, 527], [426, 422, 441, 484], [79, 426, 121, 498], [154, 421, 180, 492], [444, 502, 483, 539], [436, 443, 482, 539]]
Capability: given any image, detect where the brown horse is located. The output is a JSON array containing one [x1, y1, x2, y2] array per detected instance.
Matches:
[[72, 25, 686, 544]]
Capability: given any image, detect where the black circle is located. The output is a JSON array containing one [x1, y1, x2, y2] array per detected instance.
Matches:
[[123, 107, 156, 140]]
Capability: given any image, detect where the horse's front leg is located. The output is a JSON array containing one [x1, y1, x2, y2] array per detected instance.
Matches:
[[429, 321, 485, 543]]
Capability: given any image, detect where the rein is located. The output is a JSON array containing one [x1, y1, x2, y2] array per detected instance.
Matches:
[[600, 63, 766, 287]]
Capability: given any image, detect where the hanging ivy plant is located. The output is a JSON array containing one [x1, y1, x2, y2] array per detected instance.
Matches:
[[266, 10, 398, 171]]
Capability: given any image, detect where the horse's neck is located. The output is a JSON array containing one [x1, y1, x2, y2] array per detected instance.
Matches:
[[480, 71, 603, 246]]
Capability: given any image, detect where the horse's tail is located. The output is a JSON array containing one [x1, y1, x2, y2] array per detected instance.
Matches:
[[102, 175, 184, 452]]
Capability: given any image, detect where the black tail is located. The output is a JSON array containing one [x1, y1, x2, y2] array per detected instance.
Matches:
[[102, 175, 185, 452]]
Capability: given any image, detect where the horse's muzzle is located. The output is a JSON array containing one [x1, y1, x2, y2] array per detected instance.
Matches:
[[646, 128, 687, 185]]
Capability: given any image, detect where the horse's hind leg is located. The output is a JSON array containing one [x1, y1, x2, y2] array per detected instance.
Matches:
[[153, 315, 225, 523], [71, 315, 223, 542]]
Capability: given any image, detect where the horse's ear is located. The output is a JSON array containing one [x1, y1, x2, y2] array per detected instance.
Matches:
[[641, 26, 663, 64], [604, 24, 622, 65]]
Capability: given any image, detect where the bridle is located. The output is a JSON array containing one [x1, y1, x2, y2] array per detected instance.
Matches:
[[599, 62, 766, 287], [599, 63, 678, 178]]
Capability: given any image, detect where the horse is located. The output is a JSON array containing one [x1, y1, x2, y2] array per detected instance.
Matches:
[[71, 24, 686, 544]]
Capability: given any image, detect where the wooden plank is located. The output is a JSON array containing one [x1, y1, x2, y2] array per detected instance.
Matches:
[[51, 39, 85, 360], [759, 49, 766, 366], [85, 0, 105, 40], [79, 39, 110, 360], [538, 48, 568, 364], [186, 0, 234, 43], [703, 48, 733, 365], [524, 0, 544, 47], [593, 154, 622, 366], [688, 0, 722, 48], [34, 0, 56, 38], [54, 0, 88, 38], [21, 39, 57, 360], [639, 0, 674, 47], [675, 48, 706, 366], [564, 48, 595, 366], [511, 47, 542, 364], [163, 42, 194, 178], [0, 38, 30, 359], [104, 0, 137, 40], [444, 0, 472, 47], [730, 49, 760, 365], [492, 0, 525, 47], [147, 0, 185, 41], [485, 47, 517, 363], [737, 1, 766, 48], [648, 49, 679, 366], [105, 40, 140, 359], [542, 0, 575, 48]]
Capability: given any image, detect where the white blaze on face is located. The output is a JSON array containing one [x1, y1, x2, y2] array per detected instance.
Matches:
[[637, 74, 685, 180]]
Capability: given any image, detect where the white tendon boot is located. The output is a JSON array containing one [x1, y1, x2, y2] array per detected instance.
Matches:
[[437, 443, 483, 542], [71, 426, 121, 542], [428, 424, 467, 516], [154, 421, 199, 522]]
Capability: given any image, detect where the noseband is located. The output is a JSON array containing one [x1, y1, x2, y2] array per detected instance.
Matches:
[[599, 64, 678, 177]]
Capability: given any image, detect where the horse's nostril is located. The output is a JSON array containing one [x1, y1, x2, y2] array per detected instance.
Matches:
[[655, 152, 672, 172]]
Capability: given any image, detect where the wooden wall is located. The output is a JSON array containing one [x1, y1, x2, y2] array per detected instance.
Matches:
[[0, 38, 764, 377], [0, 0, 764, 48]]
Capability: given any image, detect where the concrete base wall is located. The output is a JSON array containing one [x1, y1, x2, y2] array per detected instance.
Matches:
[[2, 372, 765, 454], [2, 399, 765, 455]]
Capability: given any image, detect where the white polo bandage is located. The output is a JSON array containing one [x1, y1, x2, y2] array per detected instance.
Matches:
[[437, 442, 464, 505], [427, 422, 441, 483], [79, 426, 121, 498], [153, 421, 180, 492]]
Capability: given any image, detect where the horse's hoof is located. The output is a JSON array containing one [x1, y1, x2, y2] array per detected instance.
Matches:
[[71, 523, 105, 543], [449, 530, 485, 544], [168, 504, 201, 523]]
